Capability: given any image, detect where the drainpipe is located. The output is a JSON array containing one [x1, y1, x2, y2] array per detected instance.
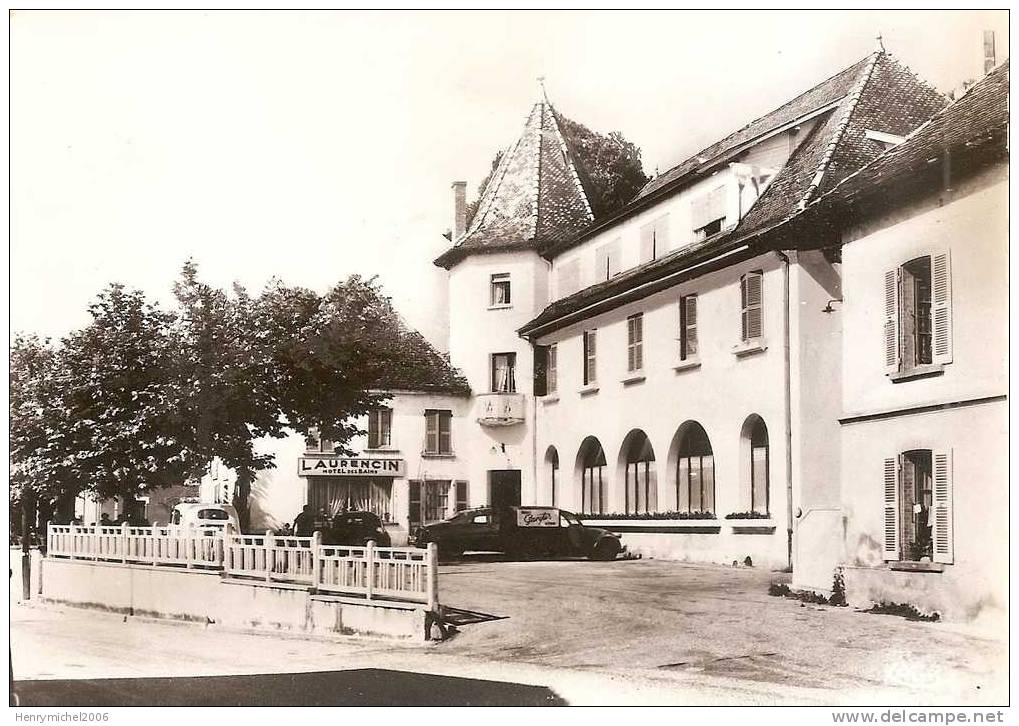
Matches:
[[774, 250, 794, 571]]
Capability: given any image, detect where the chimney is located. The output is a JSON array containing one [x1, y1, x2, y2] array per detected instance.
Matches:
[[983, 30, 996, 75], [451, 181, 467, 242]]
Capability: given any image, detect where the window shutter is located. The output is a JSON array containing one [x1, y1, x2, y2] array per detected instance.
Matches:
[[639, 223, 655, 262], [882, 456, 901, 561], [932, 449, 954, 564], [607, 240, 621, 278], [595, 246, 609, 282], [368, 411, 379, 448], [425, 413, 438, 453], [533, 345, 548, 397], [884, 268, 901, 373], [931, 251, 953, 365], [655, 216, 670, 253], [439, 413, 452, 454], [741, 272, 763, 340]]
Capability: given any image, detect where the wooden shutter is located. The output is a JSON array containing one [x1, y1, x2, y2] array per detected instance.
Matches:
[[533, 345, 548, 397], [692, 187, 727, 230], [438, 412, 452, 454], [932, 449, 954, 564], [368, 410, 379, 448], [558, 260, 579, 298], [607, 240, 621, 278], [654, 216, 670, 254], [884, 268, 901, 373], [594, 246, 609, 282], [931, 251, 953, 365], [682, 295, 698, 358], [425, 412, 438, 454], [741, 272, 763, 341], [455, 480, 469, 512], [882, 456, 901, 561], [639, 223, 655, 263], [409, 481, 422, 528]]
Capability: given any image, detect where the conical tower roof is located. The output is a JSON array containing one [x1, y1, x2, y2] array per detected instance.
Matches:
[[435, 89, 594, 268]]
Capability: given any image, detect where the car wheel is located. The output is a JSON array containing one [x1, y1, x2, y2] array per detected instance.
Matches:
[[590, 538, 621, 561]]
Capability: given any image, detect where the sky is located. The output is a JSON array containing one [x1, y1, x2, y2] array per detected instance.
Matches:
[[10, 10, 1009, 343]]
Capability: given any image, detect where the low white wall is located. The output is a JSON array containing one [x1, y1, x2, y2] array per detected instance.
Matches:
[[41, 558, 429, 641], [842, 565, 986, 622], [588, 521, 788, 569]]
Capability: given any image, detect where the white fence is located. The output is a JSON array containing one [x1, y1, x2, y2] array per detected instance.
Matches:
[[47, 524, 223, 568], [46, 524, 438, 609]]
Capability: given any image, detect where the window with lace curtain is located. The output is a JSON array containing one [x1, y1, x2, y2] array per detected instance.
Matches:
[[490, 273, 511, 307], [491, 352, 516, 393]]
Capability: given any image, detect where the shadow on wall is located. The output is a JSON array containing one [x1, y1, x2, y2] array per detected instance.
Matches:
[[852, 533, 884, 567]]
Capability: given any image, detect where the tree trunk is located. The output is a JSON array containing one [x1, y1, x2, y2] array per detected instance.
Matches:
[[232, 469, 252, 534], [21, 494, 36, 601]]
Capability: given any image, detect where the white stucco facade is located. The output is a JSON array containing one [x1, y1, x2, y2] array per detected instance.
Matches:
[[820, 164, 1008, 618]]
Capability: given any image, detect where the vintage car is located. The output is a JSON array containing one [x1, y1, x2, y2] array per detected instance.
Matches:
[[412, 506, 623, 561], [323, 511, 392, 547]]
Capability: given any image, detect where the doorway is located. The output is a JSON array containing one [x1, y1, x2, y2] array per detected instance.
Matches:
[[489, 470, 522, 510]]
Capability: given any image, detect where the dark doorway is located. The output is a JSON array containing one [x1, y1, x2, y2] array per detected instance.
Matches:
[[489, 470, 522, 510]]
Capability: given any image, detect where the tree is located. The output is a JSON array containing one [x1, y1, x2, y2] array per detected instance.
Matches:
[[465, 117, 649, 227], [171, 262, 285, 530], [557, 116, 650, 219], [58, 284, 193, 503]]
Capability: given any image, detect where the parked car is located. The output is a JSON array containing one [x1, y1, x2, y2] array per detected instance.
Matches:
[[169, 503, 240, 534], [412, 506, 623, 561], [323, 511, 392, 547]]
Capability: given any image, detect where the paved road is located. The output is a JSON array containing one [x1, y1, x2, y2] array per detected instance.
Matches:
[[15, 669, 563, 707], [435, 556, 1008, 704], [9, 557, 1009, 706]]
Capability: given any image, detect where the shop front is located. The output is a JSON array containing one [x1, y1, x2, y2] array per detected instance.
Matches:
[[297, 456, 406, 525]]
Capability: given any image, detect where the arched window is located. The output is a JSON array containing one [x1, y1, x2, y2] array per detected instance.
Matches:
[[579, 437, 607, 515], [623, 431, 657, 514], [676, 423, 714, 515], [545, 447, 560, 508], [747, 417, 769, 515]]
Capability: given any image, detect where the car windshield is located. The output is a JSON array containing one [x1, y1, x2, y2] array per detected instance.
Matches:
[[560, 511, 581, 527], [198, 509, 229, 520]]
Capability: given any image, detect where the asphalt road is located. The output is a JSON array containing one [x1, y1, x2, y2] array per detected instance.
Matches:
[[14, 669, 564, 707]]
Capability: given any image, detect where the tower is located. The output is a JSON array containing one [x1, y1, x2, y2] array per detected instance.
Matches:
[[434, 86, 594, 509]]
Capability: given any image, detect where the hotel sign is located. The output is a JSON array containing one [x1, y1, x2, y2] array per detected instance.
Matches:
[[297, 457, 406, 478]]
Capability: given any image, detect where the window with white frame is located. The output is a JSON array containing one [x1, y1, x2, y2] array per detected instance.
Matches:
[[424, 410, 453, 455], [692, 187, 727, 240], [626, 313, 644, 372], [491, 352, 517, 393], [367, 407, 392, 449], [490, 273, 511, 307], [679, 294, 698, 360], [409, 480, 453, 527], [884, 252, 952, 376], [583, 330, 597, 385], [740, 271, 764, 341], [883, 449, 953, 564]]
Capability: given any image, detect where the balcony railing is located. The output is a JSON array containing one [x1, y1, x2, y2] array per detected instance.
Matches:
[[475, 392, 526, 426]]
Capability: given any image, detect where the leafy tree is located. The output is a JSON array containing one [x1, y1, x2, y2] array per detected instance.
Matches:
[[58, 284, 192, 503], [9, 335, 75, 526], [558, 116, 650, 219]]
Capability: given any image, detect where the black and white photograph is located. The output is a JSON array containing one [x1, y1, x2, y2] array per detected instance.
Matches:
[[6, 8, 1010, 716]]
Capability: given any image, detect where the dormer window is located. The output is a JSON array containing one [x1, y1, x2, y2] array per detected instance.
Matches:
[[490, 273, 511, 307], [866, 129, 907, 151], [692, 186, 727, 241]]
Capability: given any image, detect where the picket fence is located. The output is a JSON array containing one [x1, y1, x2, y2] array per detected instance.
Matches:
[[46, 524, 438, 609]]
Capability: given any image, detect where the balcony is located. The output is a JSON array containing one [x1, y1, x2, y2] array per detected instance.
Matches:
[[475, 392, 526, 427]]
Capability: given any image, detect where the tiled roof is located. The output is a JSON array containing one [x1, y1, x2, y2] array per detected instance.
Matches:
[[382, 318, 471, 396], [434, 93, 594, 269], [520, 52, 950, 338], [634, 55, 873, 201], [806, 60, 1008, 212]]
